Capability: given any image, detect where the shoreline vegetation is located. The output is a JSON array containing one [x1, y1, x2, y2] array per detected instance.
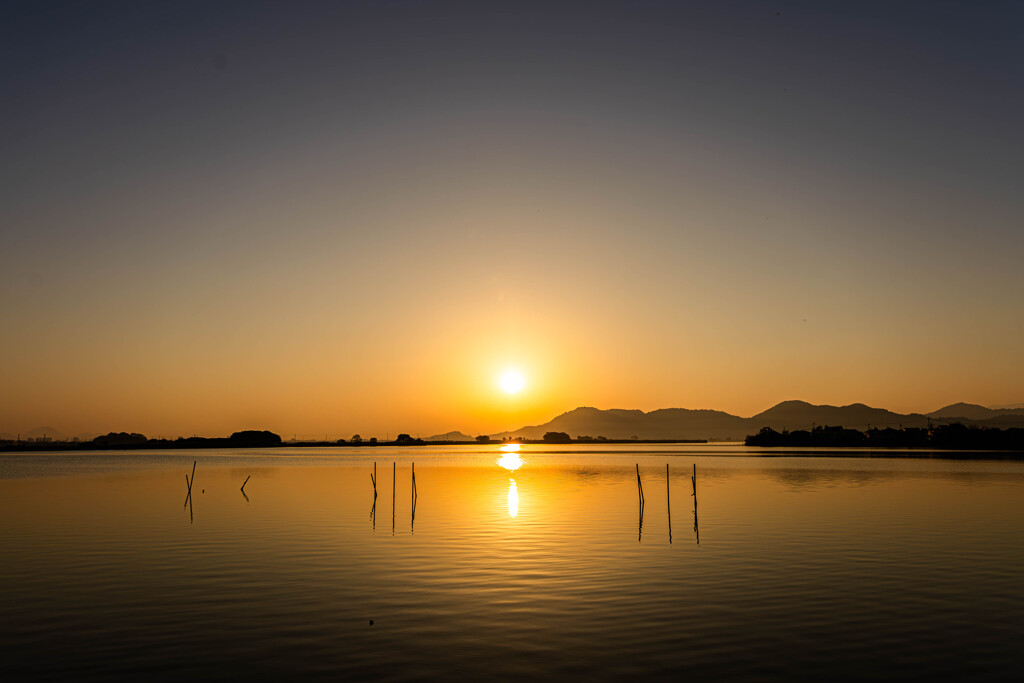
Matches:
[[2, 426, 1023, 454], [745, 423, 1024, 451], [0, 429, 708, 452]]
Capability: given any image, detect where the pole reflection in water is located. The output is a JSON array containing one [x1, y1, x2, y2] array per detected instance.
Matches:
[[638, 495, 644, 543], [370, 462, 377, 532]]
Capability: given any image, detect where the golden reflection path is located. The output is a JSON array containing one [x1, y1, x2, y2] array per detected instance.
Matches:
[[498, 446, 524, 518], [508, 479, 518, 518]]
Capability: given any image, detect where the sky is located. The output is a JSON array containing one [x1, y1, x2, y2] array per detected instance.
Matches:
[[2, 0, 1023, 439]]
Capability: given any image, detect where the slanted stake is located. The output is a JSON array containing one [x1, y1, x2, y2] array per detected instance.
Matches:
[[184, 460, 197, 508], [636, 464, 645, 505]]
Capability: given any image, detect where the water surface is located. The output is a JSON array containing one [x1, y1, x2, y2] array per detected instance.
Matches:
[[2, 445, 1023, 680]]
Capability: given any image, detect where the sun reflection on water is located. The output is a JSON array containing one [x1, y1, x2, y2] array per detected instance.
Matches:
[[498, 452, 524, 471], [497, 445, 524, 517]]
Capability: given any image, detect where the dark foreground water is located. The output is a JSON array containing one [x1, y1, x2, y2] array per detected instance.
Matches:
[[2, 444, 1023, 681]]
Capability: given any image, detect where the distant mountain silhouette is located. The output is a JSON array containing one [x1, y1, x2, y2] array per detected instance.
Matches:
[[927, 403, 1024, 421], [490, 406, 750, 441], [928, 403, 996, 420], [488, 400, 1024, 441], [750, 400, 927, 430]]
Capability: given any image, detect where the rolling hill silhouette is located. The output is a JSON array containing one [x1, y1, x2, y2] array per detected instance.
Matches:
[[926, 402, 1024, 421], [489, 406, 750, 441], [480, 400, 1024, 441]]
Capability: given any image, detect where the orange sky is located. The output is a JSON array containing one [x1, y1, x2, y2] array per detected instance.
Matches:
[[2, 3, 1022, 439]]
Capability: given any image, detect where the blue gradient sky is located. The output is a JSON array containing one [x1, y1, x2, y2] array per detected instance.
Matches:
[[2, 1, 1022, 437]]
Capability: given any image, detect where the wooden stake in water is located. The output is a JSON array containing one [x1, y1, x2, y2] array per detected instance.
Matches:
[[636, 463, 645, 543], [240, 475, 250, 493], [666, 463, 672, 544], [692, 463, 699, 545], [412, 462, 417, 505], [392, 462, 396, 535], [370, 462, 377, 499], [411, 462, 417, 533], [184, 460, 196, 508], [636, 464, 645, 505]]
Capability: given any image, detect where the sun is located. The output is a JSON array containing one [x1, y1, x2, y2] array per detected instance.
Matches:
[[498, 369, 526, 394]]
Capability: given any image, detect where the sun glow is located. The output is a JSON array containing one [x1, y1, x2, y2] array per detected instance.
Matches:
[[498, 369, 526, 394]]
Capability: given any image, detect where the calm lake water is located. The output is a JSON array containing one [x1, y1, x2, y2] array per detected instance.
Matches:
[[2, 444, 1024, 681]]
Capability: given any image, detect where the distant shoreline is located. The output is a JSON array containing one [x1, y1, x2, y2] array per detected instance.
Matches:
[[3, 439, 1024, 459], [0, 437, 709, 453]]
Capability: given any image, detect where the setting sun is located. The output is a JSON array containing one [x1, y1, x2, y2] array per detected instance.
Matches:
[[498, 369, 526, 394]]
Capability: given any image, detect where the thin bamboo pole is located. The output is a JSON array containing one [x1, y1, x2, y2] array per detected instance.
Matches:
[[666, 463, 672, 544], [636, 464, 644, 504], [692, 463, 699, 544], [184, 460, 197, 508]]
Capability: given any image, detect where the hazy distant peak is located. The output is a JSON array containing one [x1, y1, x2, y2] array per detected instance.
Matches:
[[24, 426, 64, 439]]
